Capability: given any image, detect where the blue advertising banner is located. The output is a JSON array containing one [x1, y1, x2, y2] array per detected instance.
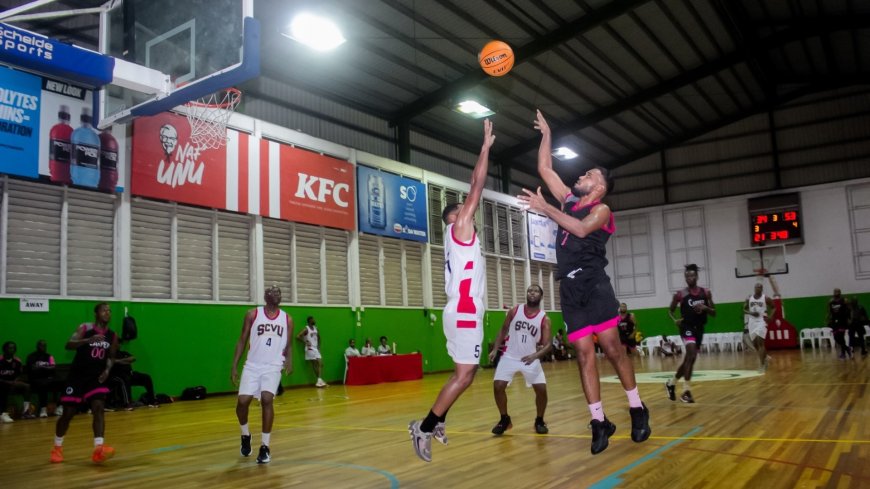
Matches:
[[357, 165, 428, 242], [0, 66, 40, 178], [527, 212, 557, 264]]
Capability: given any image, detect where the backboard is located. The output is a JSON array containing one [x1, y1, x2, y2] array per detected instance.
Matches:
[[735, 244, 789, 278], [99, 0, 258, 128]]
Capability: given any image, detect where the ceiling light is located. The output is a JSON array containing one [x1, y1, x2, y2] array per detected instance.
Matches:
[[552, 147, 578, 160], [284, 13, 346, 51], [454, 100, 495, 118]]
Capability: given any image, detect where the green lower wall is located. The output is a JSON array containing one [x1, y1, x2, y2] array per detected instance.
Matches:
[[1, 293, 857, 397]]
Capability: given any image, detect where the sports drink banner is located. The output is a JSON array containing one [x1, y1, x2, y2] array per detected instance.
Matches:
[[356, 165, 428, 242], [527, 212, 557, 263], [0, 66, 41, 178], [0, 67, 125, 192], [132, 112, 355, 230]]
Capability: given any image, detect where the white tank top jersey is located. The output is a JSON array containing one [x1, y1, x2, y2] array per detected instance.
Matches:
[[444, 223, 486, 317], [304, 325, 319, 351], [748, 293, 767, 319], [505, 304, 545, 360], [247, 306, 289, 367]]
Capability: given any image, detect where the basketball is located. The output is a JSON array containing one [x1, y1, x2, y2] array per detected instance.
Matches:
[[478, 40, 514, 77]]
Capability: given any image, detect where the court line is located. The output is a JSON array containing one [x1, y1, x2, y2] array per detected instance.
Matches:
[[588, 426, 702, 489]]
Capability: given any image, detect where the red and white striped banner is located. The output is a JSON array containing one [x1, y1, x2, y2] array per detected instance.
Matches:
[[132, 113, 355, 230]]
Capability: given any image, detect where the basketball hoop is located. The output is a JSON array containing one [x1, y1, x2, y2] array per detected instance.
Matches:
[[754, 268, 768, 277], [184, 87, 241, 149]]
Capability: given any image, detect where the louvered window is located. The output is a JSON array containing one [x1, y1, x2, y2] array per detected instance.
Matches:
[[67, 190, 114, 296], [131, 201, 171, 299], [217, 212, 251, 301], [262, 218, 293, 297], [359, 234, 381, 305], [404, 242, 424, 307], [383, 238, 403, 306], [431, 246, 446, 307], [324, 228, 350, 304], [176, 208, 213, 300], [509, 208, 525, 258], [5, 181, 62, 295], [428, 185, 444, 246], [485, 255, 499, 309], [295, 223, 322, 304]]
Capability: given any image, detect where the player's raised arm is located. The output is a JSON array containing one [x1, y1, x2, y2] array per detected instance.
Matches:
[[454, 119, 495, 243], [534, 110, 569, 204]]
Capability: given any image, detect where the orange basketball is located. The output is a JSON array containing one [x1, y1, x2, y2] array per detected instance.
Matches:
[[478, 40, 514, 77]]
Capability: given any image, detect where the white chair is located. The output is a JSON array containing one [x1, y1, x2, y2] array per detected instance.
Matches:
[[725, 332, 741, 352], [702, 333, 718, 353], [818, 327, 835, 349], [639, 335, 663, 356], [799, 329, 816, 350]]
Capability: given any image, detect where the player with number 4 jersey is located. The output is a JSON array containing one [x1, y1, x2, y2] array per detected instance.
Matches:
[[409, 118, 495, 463]]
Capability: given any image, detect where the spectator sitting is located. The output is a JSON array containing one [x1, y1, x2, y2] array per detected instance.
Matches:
[[26, 340, 64, 417], [1, 341, 33, 422], [360, 338, 376, 357], [552, 328, 569, 361], [377, 336, 393, 355], [345, 339, 361, 358], [107, 348, 157, 409], [660, 337, 678, 357]]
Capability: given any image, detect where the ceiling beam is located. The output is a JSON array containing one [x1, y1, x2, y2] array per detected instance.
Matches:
[[387, 0, 650, 126], [496, 18, 870, 161]]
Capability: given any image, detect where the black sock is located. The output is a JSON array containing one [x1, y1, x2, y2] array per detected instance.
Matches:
[[438, 408, 448, 423], [420, 410, 439, 432], [501, 413, 510, 421], [535, 416, 544, 423]]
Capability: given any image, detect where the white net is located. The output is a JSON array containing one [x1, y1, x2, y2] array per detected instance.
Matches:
[[185, 88, 241, 149]]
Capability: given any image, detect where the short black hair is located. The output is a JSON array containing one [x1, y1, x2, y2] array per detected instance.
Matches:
[[593, 166, 615, 194], [307, 316, 314, 322], [2, 341, 15, 351], [527, 284, 543, 294], [441, 203, 461, 225], [685, 264, 699, 273], [380, 335, 388, 342], [94, 302, 109, 314]]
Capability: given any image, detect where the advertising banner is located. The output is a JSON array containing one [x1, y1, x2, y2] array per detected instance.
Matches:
[[132, 112, 356, 230], [357, 165, 428, 242], [527, 212, 557, 263], [0, 66, 40, 178]]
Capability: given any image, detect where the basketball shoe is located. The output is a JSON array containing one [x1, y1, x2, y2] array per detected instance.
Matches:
[[491, 415, 512, 435], [256, 445, 270, 464], [590, 418, 616, 455], [629, 403, 651, 442], [433, 422, 448, 445], [665, 381, 676, 401], [534, 417, 549, 434], [92, 445, 115, 463], [680, 391, 695, 403], [408, 420, 432, 462], [240, 435, 252, 456], [50, 446, 63, 463]]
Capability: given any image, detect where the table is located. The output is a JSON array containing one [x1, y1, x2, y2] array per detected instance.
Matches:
[[345, 353, 423, 385]]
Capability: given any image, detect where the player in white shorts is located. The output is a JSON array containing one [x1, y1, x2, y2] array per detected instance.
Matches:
[[231, 285, 292, 464], [409, 118, 494, 463], [488, 284, 552, 436], [296, 316, 326, 387], [744, 281, 773, 372]]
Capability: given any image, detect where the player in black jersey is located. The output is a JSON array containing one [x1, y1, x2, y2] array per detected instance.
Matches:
[[827, 289, 852, 359], [50, 302, 118, 464], [617, 303, 638, 355], [665, 264, 716, 403], [518, 110, 650, 455]]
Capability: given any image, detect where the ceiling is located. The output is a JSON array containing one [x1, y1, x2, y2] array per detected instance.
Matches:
[[3, 0, 870, 187]]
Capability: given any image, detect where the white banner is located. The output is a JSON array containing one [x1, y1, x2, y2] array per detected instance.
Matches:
[[20, 297, 49, 312], [527, 213, 557, 264]]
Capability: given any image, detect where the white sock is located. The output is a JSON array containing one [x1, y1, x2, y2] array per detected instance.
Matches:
[[54, 436, 64, 447], [94, 437, 104, 447], [682, 380, 691, 391], [240, 423, 250, 436], [23, 401, 31, 411], [666, 377, 676, 387], [262, 432, 271, 446], [588, 401, 605, 422]]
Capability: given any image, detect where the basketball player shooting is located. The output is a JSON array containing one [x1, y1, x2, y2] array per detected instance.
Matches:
[[517, 110, 650, 455], [408, 119, 494, 463]]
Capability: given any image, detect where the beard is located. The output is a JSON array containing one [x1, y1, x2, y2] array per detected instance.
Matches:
[[527, 297, 541, 308], [571, 185, 590, 198]]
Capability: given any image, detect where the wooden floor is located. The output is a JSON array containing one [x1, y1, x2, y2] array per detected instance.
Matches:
[[3, 348, 869, 488]]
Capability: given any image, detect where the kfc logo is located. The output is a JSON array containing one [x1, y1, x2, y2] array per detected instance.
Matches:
[[294, 173, 349, 207]]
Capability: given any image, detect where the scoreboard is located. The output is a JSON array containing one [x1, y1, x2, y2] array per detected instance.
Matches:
[[748, 193, 803, 246]]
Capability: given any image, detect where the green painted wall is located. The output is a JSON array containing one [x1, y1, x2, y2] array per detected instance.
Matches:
[[2, 293, 855, 397]]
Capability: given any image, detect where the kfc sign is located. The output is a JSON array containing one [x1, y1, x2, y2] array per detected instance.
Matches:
[[131, 113, 355, 230]]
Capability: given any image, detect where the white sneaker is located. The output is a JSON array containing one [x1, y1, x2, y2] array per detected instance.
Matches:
[[433, 422, 448, 445], [39, 408, 48, 418], [54, 405, 64, 416], [315, 378, 327, 388], [0, 412, 13, 423]]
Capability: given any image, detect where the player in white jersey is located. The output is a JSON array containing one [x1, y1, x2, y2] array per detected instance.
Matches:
[[409, 118, 495, 463], [743, 281, 773, 372], [296, 316, 326, 387], [488, 285, 553, 435], [231, 285, 292, 464]]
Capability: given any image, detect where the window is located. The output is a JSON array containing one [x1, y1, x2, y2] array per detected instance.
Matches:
[[131, 200, 171, 299], [529, 261, 560, 312], [847, 184, 870, 279], [1, 180, 115, 297], [480, 198, 528, 309], [359, 234, 425, 307], [262, 218, 293, 298], [217, 212, 251, 301], [611, 213, 655, 297], [176, 208, 213, 300], [429, 184, 466, 308], [664, 207, 710, 290]]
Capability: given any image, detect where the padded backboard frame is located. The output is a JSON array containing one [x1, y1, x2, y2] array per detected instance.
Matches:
[[735, 244, 789, 278]]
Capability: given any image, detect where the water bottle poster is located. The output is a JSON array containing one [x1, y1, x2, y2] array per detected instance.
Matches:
[[0, 66, 41, 178], [356, 165, 428, 242], [527, 212, 557, 264]]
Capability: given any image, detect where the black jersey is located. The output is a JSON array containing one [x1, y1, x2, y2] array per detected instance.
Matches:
[[678, 287, 710, 328], [70, 323, 116, 378], [618, 314, 635, 339], [556, 197, 615, 280], [25, 351, 56, 380], [829, 298, 850, 328], [0, 356, 22, 381]]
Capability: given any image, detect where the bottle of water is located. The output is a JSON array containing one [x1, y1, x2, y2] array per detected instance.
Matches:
[[70, 106, 100, 188], [368, 173, 386, 229]]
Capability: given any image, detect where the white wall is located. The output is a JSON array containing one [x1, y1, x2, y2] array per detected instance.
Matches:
[[613, 177, 870, 309]]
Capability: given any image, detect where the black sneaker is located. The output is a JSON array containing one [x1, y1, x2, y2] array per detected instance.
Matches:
[[491, 415, 512, 435], [534, 417, 549, 434], [665, 382, 676, 401], [680, 391, 695, 403], [628, 403, 651, 442], [590, 418, 616, 455], [240, 435, 252, 457], [256, 445, 270, 464]]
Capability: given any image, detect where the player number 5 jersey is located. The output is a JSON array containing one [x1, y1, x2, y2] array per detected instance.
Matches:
[[444, 223, 486, 318], [247, 307, 289, 367]]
